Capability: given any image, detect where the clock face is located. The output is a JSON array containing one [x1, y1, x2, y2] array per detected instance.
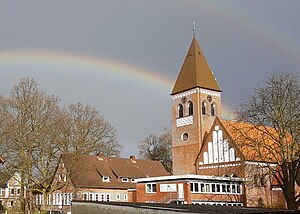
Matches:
[[181, 96, 187, 104], [207, 95, 212, 102]]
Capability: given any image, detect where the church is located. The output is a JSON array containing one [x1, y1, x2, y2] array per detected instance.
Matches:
[[136, 34, 287, 208], [34, 34, 289, 210]]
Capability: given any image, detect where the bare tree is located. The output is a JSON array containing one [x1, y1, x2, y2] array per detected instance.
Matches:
[[138, 128, 172, 173], [236, 72, 300, 209], [0, 77, 62, 212], [0, 77, 122, 212], [59, 102, 122, 157]]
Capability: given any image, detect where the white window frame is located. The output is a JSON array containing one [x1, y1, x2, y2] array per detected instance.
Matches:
[[63, 193, 67, 205], [35, 195, 39, 205], [47, 194, 51, 205], [190, 182, 242, 195], [106, 193, 111, 202], [146, 183, 156, 193], [59, 193, 63, 205], [102, 176, 110, 182], [124, 193, 128, 201], [89, 193, 94, 201], [83, 193, 88, 201], [95, 193, 99, 201], [52, 193, 56, 205], [116, 193, 121, 200], [122, 178, 129, 182], [100, 193, 105, 201]]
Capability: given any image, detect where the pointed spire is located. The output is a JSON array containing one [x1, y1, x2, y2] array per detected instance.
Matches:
[[171, 35, 221, 95], [192, 21, 196, 36]]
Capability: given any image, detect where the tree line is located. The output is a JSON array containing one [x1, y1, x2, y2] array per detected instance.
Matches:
[[0, 77, 122, 211]]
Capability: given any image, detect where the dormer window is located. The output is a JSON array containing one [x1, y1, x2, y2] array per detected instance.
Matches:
[[102, 176, 110, 182], [122, 177, 129, 182], [131, 178, 136, 183]]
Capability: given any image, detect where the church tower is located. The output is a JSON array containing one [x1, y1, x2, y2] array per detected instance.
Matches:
[[171, 35, 222, 175]]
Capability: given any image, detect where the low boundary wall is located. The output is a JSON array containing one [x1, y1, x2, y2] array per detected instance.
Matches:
[[71, 201, 299, 214]]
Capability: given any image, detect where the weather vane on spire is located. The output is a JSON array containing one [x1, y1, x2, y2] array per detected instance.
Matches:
[[192, 21, 196, 35]]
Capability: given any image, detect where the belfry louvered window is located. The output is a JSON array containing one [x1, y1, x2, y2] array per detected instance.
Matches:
[[211, 103, 216, 116], [202, 102, 206, 115], [178, 104, 184, 118], [188, 101, 193, 115]]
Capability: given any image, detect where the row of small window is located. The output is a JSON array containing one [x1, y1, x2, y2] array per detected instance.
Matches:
[[35, 193, 73, 206], [83, 192, 128, 201], [178, 102, 216, 118], [190, 182, 242, 194], [102, 176, 136, 183], [202, 140, 238, 165], [120, 177, 136, 183], [35, 192, 128, 206], [0, 188, 21, 196], [192, 201, 243, 206]]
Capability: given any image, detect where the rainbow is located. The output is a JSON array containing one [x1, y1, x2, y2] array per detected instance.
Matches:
[[0, 50, 235, 116], [189, 1, 300, 63], [0, 50, 173, 91]]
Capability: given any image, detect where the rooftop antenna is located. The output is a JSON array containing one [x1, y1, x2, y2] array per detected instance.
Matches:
[[192, 21, 196, 36]]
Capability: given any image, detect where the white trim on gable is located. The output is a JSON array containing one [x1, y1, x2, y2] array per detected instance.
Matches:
[[200, 123, 241, 166]]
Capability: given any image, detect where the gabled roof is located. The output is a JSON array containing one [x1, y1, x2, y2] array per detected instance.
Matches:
[[171, 35, 221, 95], [61, 154, 168, 189], [220, 119, 281, 163]]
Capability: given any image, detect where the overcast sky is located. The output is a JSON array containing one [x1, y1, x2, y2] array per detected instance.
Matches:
[[0, 0, 299, 157]]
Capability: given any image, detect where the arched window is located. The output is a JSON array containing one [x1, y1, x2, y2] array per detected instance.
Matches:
[[211, 103, 216, 116], [188, 101, 193, 116], [202, 102, 206, 115], [260, 175, 266, 187], [203, 152, 208, 164], [229, 148, 235, 162], [208, 142, 213, 164], [178, 104, 183, 118]]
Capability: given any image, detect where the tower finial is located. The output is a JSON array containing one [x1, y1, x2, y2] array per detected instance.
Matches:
[[192, 21, 196, 35]]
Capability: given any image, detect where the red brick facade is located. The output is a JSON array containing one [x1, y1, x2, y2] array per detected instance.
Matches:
[[136, 175, 244, 206], [170, 36, 288, 209]]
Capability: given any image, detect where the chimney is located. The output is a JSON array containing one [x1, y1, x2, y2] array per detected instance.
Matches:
[[130, 155, 136, 163], [97, 153, 104, 161], [0, 156, 4, 165]]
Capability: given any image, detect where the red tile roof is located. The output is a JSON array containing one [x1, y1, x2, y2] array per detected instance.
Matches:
[[221, 120, 286, 163], [61, 154, 168, 189]]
